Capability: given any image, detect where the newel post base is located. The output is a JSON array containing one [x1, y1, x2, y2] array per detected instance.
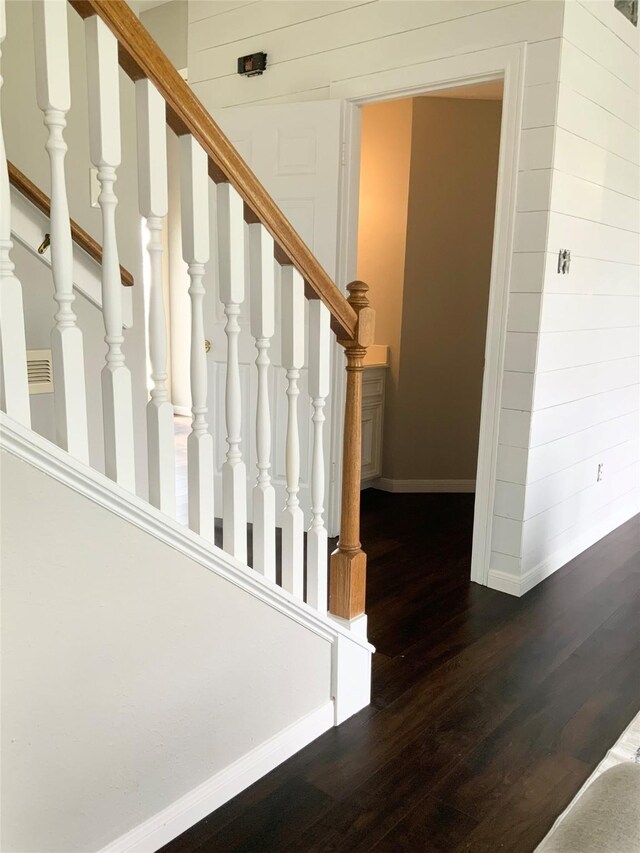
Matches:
[[330, 550, 367, 620], [329, 280, 375, 623]]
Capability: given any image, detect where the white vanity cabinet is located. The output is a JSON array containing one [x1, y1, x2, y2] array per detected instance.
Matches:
[[361, 346, 388, 486]]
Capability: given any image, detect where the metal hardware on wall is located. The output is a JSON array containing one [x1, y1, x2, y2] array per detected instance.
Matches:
[[38, 233, 50, 255], [237, 52, 267, 77], [557, 249, 571, 274], [204, 339, 211, 353], [614, 0, 638, 26]]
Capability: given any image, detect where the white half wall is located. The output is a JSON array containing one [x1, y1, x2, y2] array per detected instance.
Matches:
[[0, 449, 334, 853]]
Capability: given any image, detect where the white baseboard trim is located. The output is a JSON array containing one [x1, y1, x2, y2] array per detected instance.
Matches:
[[485, 568, 522, 596], [99, 702, 334, 853], [374, 478, 476, 494], [487, 500, 640, 597]]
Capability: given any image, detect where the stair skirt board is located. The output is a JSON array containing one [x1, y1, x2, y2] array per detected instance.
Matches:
[[99, 703, 334, 853], [0, 413, 373, 655], [0, 414, 373, 847], [373, 478, 476, 493]]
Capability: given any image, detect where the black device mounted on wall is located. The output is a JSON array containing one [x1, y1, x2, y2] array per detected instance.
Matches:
[[237, 52, 268, 77]]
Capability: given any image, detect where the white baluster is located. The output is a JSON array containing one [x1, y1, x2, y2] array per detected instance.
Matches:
[[307, 299, 330, 612], [217, 183, 247, 562], [0, 0, 30, 426], [180, 135, 214, 541], [85, 17, 135, 490], [136, 79, 175, 516], [33, 0, 89, 462], [281, 265, 305, 598], [249, 223, 275, 580]]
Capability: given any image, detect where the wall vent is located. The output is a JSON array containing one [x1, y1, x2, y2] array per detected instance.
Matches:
[[27, 349, 54, 395]]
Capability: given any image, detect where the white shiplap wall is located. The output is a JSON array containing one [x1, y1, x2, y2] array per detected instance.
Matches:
[[188, 0, 637, 594], [514, 0, 640, 593]]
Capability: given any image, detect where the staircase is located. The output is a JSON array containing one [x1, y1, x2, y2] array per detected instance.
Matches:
[[0, 1, 374, 851]]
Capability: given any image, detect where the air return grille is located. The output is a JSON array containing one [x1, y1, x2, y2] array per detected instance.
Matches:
[[27, 349, 54, 395]]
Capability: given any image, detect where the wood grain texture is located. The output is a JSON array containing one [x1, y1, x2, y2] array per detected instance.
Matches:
[[162, 497, 640, 853], [67, 0, 357, 340], [330, 282, 375, 619], [8, 160, 133, 287]]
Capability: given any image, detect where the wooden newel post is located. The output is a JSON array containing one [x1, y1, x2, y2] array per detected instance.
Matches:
[[329, 280, 375, 621]]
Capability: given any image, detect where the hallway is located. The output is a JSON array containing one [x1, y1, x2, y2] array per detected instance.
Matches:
[[163, 492, 640, 852]]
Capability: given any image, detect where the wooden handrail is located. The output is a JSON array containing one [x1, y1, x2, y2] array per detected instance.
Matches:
[[8, 160, 134, 288], [67, 0, 357, 340]]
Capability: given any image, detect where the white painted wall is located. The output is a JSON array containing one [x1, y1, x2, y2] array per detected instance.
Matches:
[[516, 0, 640, 591], [0, 449, 332, 853]]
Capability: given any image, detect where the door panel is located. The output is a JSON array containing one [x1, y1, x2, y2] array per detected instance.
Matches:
[[204, 101, 344, 530]]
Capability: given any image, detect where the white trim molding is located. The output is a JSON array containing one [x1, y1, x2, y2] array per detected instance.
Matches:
[[99, 703, 334, 853], [373, 478, 476, 494], [331, 43, 527, 589], [488, 500, 640, 597]]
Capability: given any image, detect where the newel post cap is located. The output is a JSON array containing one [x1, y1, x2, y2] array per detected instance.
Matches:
[[347, 280, 375, 347]]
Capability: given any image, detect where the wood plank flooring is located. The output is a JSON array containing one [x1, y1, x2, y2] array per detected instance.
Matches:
[[162, 490, 640, 853]]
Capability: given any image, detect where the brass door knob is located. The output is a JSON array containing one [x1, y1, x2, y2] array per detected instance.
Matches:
[[204, 339, 211, 353]]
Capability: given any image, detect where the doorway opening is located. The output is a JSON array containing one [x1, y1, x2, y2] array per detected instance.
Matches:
[[353, 79, 504, 580]]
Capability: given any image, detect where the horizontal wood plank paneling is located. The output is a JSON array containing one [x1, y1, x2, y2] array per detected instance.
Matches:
[[530, 0, 640, 597], [502, 371, 535, 411], [559, 39, 640, 128], [556, 85, 639, 165], [191, 1, 563, 108], [498, 409, 532, 448], [521, 461, 639, 568], [536, 327, 640, 372], [529, 385, 639, 448], [527, 411, 638, 483], [188, 1, 257, 25], [522, 82, 558, 129], [525, 38, 562, 85], [549, 171, 640, 232], [524, 439, 634, 519], [190, 0, 373, 55], [539, 295, 639, 332], [542, 255, 640, 296], [553, 127, 640, 198], [507, 293, 542, 333], [533, 357, 640, 412], [504, 332, 538, 373], [563, 0, 639, 90], [577, 0, 640, 51], [191, 1, 529, 85]]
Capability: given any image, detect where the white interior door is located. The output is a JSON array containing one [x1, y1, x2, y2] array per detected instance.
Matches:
[[204, 100, 346, 534]]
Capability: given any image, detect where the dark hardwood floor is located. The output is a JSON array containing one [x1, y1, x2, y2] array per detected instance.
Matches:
[[163, 491, 640, 853]]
